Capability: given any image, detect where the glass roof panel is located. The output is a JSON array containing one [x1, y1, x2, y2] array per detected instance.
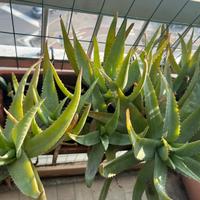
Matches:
[[169, 24, 188, 44], [12, 4, 42, 35], [91, 42, 105, 62], [16, 34, 41, 58], [97, 15, 123, 43], [126, 19, 145, 45], [47, 9, 71, 38], [0, 3, 13, 32], [69, 12, 98, 41], [139, 21, 163, 46], [0, 33, 15, 57]]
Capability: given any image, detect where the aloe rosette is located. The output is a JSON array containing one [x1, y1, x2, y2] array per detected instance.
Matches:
[[0, 59, 82, 199], [100, 70, 200, 200]]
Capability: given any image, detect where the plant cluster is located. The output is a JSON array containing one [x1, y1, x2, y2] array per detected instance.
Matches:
[[0, 15, 200, 200]]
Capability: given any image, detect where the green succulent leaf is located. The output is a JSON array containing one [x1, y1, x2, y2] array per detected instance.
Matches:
[[99, 178, 112, 200], [173, 140, 200, 157], [116, 49, 133, 90], [154, 154, 171, 200], [143, 77, 163, 139], [25, 70, 82, 158], [60, 18, 79, 74], [32, 164, 47, 200], [71, 104, 91, 135], [89, 111, 125, 132], [126, 109, 160, 160], [8, 151, 40, 199], [12, 100, 44, 158], [100, 150, 139, 178], [49, 61, 73, 99], [127, 58, 148, 102], [52, 97, 68, 119], [104, 14, 117, 64], [178, 67, 200, 108], [171, 155, 200, 183], [104, 18, 127, 79], [178, 106, 200, 142], [133, 161, 153, 200], [31, 117, 42, 136], [93, 37, 107, 92], [161, 74, 180, 142], [11, 73, 19, 94], [167, 46, 181, 74], [77, 79, 97, 113], [41, 68, 59, 113], [109, 132, 130, 146], [85, 143, 105, 187], [23, 64, 40, 112], [68, 131, 100, 146], [105, 100, 120, 135], [4, 61, 40, 140], [73, 28, 93, 85]]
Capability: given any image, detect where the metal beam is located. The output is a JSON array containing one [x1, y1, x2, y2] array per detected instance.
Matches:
[[41, 5, 49, 55], [133, 0, 164, 47]]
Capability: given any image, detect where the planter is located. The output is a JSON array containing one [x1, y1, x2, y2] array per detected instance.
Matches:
[[182, 176, 200, 200]]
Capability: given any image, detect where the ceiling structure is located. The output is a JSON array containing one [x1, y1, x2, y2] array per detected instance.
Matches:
[[0, 0, 200, 70]]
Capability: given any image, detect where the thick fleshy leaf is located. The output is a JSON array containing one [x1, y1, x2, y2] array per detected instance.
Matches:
[[154, 154, 171, 200], [127, 58, 148, 101], [23, 64, 40, 112], [143, 77, 163, 139], [178, 106, 200, 142], [100, 150, 138, 178], [12, 100, 44, 158], [77, 80, 97, 113], [128, 104, 147, 134], [133, 162, 153, 200], [104, 14, 117, 64], [60, 18, 79, 74], [4, 61, 40, 140], [99, 178, 112, 200], [89, 111, 125, 132], [104, 18, 127, 78], [49, 61, 73, 98], [91, 84, 107, 112], [178, 67, 200, 108], [68, 131, 100, 146], [32, 164, 47, 200], [93, 37, 107, 92], [126, 109, 160, 160], [8, 151, 40, 198], [25, 71, 82, 158], [116, 49, 133, 90], [11, 73, 19, 94], [171, 155, 200, 183], [71, 104, 91, 135], [41, 68, 59, 113], [0, 128, 11, 150], [85, 143, 105, 187], [173, 140, 200, 157], [105, 100, 120, 135], [52, 97, 67, 119], [161, 74, 180, 142], [167, 47, 181, 73], [73, 28, 93, 85], [109, 132, 130, 146], [31, 118, 42, 136]]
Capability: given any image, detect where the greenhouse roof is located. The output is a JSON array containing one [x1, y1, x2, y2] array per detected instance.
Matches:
[[0, 0, 200, 70]]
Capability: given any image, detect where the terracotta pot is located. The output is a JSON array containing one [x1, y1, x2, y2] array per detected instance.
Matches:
[[182, 176, 200, 200]]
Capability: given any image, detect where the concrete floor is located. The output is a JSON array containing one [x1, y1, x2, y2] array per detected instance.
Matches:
[[0, 171, 188, 200]]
